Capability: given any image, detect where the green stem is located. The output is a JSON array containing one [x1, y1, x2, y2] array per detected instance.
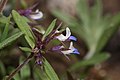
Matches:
[[84, 46, 96, 60]]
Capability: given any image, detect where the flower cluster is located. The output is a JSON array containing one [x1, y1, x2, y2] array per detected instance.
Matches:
[[17, 8, 79, 65], [33, 26, 80, 65], [53, 27, 79, 55]]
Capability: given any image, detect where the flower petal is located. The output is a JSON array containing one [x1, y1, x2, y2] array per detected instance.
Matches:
[[66, 27, 71, 39], [69, 36, 77, 41], [73, 48, 80, 54], [56, 34, 66, 41], [61, 42, 80, 55], [29, 10, 43, 20], [55, 27, 71, 41]]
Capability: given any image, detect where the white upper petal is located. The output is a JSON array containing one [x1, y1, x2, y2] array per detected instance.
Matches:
[[29, 9, 43, 20], [60, 42, 75, 55], [66, 27, 71, 39], [56, 34, 67, 41], [56, 27, 71, 41]]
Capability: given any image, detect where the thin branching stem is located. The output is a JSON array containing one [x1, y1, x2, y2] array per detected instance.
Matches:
[[6, 53, 34, 80], [0, 0, 8, 13]]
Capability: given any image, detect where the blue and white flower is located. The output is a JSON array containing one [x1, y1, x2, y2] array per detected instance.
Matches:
[[52, 42, 79, 55], [55, 27, 77, 41], [60, 42, 80, 55]]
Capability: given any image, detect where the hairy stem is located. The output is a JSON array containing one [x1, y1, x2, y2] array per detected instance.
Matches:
[[0, 0, 8, 13], [6, 53, 34, 80]]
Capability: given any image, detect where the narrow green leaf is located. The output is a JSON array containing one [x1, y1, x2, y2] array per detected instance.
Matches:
[[90, 0, 103, 31], [0, 15, 8, 23], [34, 67, 50, 80], [25, 35, 35, 49], [52, 10, 79, 27], [13, 73, 21, 80], [77, 0, 90, 26], [96, 13, 120, 53], [0, 60, 6, 76], [33, 27, 45, 35], [43, 57, 59, 80], [42, 19, 57, 41], [0, 15, 11, 42], [19, 47, 32, 52], [0, 32, 23, 49], [12, 10, 35, 48], [69, 53, 110, 71], [91, 0, 103, 23], [52, 10, 86, 40]]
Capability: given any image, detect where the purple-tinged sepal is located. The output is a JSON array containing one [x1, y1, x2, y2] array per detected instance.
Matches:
[[52, 42, 80, 55], [18, 9, 43, 20], [60, 42, 80, 55]]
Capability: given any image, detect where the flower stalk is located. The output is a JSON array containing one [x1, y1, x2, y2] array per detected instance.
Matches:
[[0, 0, 8, 13], [6, 53, 34, 80]]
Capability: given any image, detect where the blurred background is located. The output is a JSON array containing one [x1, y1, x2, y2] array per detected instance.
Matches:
[[1, 0, 120, 80]]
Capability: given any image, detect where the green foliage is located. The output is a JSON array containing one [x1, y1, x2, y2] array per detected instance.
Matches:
[[1, 0, 120, 80], [42, 19, 57, 41], [19, 47, 32, 52], [0, 15, 8, 24], [12, 10, 35, 49], [0, 31, 23, 49], [13, 73, 21, 80], [0, 15, 11, 42], [20, 56, 31, 80], [69, 52, 110, 71], [52, 0, 120, 59], [43, 57, 59, 80], [34, 68, 50, 80], [0, 60, 6, 77]]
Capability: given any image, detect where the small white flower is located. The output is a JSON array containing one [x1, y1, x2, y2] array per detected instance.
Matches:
[[60, 42, 79, 55], [29, 9, 43, 20], [56, 27, 71, 41]]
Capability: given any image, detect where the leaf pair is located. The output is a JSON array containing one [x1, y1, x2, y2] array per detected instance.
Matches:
[[0, 15, 23, 50]]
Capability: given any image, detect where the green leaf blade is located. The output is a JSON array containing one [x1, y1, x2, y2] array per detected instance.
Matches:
[[43, 57, 59, 80], [0, 15, 8, 24], [69, 53, 110, 71], [42, 19, 57, 41], [19, 47, 32, 52], [0, 32, 23, 49], [0, 60, 6, 76], [96, 13, 120, 53], [77, 0, 90, 26], [12, 10, 35, 48], [0, 15, 11, 42]]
